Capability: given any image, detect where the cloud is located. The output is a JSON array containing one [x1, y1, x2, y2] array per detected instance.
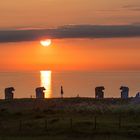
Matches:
[[122, 4, 140, 11], [132, 22, 140, 25], [0, 24, 140, 43], [123, 4, 140, 8]]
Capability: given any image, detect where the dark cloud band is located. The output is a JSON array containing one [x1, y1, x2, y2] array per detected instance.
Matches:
[[0, 25, 140, 43]]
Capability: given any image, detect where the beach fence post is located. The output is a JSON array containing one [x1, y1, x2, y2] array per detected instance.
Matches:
[[118, 115, 122, 129], [70, 118, 73, 131], [45, 119, 48, 130], [19, 120, 22, 131], [94, 116, 97, 130]]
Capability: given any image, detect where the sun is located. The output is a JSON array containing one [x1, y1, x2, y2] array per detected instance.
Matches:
[[40, 39, 52, 47]]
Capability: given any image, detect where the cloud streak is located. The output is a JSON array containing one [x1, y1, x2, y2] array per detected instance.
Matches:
[[122, 4, 140, 11], [0, 25, 140, 43]]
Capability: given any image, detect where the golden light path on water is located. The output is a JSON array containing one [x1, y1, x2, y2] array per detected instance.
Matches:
[[40, 71, 52, 98]]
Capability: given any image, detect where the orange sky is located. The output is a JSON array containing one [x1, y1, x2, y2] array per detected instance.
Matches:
[[0, 0, 140, 71], [0, 0, 140, 28], [0, 38, 140, 71]]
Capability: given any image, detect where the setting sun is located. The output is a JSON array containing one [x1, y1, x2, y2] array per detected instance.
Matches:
[[40, 39, 52, 47]]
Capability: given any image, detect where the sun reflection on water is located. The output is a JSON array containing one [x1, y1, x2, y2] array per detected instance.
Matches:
[[40, 70, 52, 98]]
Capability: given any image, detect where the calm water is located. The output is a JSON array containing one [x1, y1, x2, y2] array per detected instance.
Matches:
[[0, 71, 140, 99]]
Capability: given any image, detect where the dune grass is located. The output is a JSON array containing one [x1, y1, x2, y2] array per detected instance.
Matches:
[[0, 98, 140, 139]]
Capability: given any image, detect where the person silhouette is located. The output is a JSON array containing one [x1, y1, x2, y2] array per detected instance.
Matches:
[[61, 86, 64, 98]]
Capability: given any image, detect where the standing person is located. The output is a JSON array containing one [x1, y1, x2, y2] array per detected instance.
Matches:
[[61, 86, 64, 98]]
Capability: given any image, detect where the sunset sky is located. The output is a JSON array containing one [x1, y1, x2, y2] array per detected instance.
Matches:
[[0, 0, 140, 71]]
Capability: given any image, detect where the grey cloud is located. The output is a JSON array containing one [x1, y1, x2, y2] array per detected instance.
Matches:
[[0, 25, 140, 43], [129, 8, 140, 11], [122, 4, 140, 11], [96, 9, 119, 12], [123, 5, 137, 8], [132, 22, 140, 25]]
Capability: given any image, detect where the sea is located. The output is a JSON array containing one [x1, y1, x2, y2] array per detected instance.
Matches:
[[0, 71, 140, 99]]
